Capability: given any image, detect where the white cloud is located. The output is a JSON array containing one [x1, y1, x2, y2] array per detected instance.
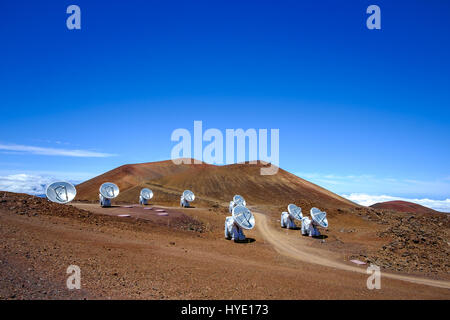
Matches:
[[295, 172, 450, 199], [0, 143, 115, 157], [0, 170, 97, 196], [342, 193, 450, 213], [295, 172, 450, 212], [0, 174, 54, 195]]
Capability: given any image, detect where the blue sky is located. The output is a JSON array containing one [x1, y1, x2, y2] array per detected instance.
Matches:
[[1, 1, 449, 210]]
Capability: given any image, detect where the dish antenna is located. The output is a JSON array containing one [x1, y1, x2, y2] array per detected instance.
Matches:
[[225, 205, 255, 242], [139, 188, 153, 205], [281, 204, 302, 229], [180, 190, 195, 207], [301, 207, 328, 237], [229, 195, 246, 213], [99, 182, 119, 207], [310, 207, 328, 228], [46, 181, 76, 204]]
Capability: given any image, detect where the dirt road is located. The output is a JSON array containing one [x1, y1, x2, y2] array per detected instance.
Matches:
[[254, 211, 450, 289]]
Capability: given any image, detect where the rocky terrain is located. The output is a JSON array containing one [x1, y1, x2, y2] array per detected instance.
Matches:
[[350, 208, 449, 275]]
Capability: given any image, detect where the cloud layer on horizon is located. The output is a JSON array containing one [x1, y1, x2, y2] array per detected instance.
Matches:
[[342, 193, 450, 213], [0, 143, 115, 157], [0, 172, 92, 195], [296, 172, 450, 200], [0, 173, 55, 195]]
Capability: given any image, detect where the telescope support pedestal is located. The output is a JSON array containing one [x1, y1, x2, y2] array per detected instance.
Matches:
[[139, 196, 148, 205], [301, 218, 321, 237], [99, 194, 111, 207], [180, 197, 190, 207], [224, 216, 246, 241], [281, 212, 297, 229]]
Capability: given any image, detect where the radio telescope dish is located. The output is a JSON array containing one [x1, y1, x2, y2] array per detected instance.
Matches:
[[99, 182, 119, 199], [180, 190, 195, 207], [310, 207, 328, 228], [46, 181, 76, 204], [233, 195, 246, 206], [140, 188, 153, 200], [232, 205, 255, 230], [183, 190, 195, 202], [287, 204, 303, 221]]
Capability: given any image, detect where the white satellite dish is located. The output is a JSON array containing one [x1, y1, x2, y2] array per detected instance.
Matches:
[[180, 190, 195, 207], [99, 182, 119, 207], [288, 204, 303, 221], [310, 207, 328, 228], [183, 190, 195, 202], [139, 188, 153, 205], [225, 205, 255, 242], [100, 182, 119, 199], [281, 204, 302, 229], [301, 207, 328, 237], [46, 181, 76, 204], [232, 205, 255, 230], [140, 188, 153, 200]]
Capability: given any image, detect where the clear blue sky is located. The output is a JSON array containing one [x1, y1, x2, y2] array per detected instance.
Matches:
[[1, 1, 449, 209]]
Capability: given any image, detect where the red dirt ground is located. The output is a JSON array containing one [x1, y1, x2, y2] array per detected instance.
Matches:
[[370, 200, 443, 214], [1, 191, 449, 300]]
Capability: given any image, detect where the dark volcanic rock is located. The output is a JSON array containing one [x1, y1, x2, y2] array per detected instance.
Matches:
[[361, 208, 449, 274]]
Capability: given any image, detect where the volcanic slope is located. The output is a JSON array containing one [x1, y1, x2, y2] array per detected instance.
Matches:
[[370, 200, 444, 215], [75, 159, 356, 210]]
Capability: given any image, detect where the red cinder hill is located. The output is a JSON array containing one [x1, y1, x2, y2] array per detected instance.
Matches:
[[370, 200, 442, 214], [75, 159, 357, 210]]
